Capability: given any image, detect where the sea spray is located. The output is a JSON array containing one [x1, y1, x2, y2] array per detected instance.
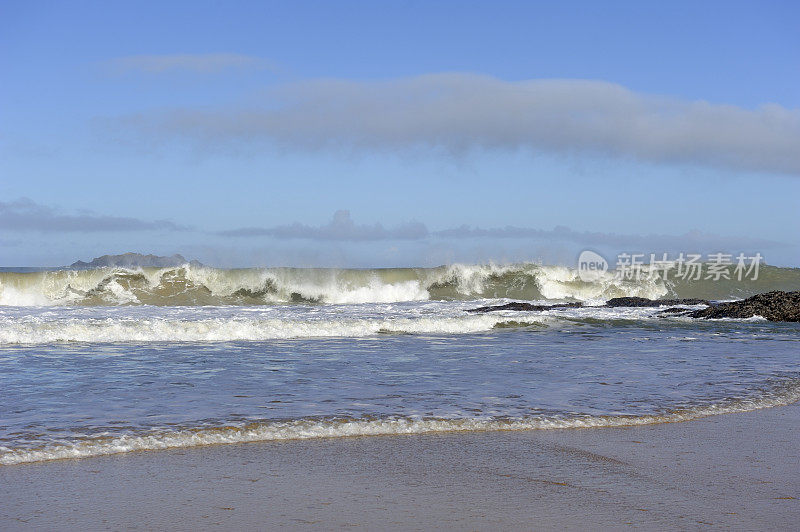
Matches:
[[3, 263, 796, 306]]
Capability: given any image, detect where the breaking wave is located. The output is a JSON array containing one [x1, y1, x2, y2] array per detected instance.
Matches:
[[2, 263, 796, 306], [2, 380, 798, 465], [0, 312, 552, 344]]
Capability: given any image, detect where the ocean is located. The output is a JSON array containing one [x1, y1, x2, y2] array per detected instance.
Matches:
[[1, 262, 799, 465]]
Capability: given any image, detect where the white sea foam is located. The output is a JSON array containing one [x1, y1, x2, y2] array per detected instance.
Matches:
[[533, 265, 668, 302], [0, 310, 550, 344], [2, 384, 797, 466], [0, 299, 733, 345]]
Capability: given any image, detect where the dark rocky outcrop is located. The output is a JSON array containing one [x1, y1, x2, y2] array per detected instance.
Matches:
[[468, 298, 706, 313], [689, 291, 800, 322], [656, 306, 696, 316], [466, 292, 800, 322], [467, 302, 583, 313], [605, 297, 710, 307], [70, 253, 203, 269]]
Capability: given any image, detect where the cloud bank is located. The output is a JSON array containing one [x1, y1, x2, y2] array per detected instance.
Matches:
[[121, 73, 800, 175], [106, 53, 266, 74], [0, 198, 187, 232], [219, 210, 780, 251], [434, 225, 779, 249], [219, 210, 428, 240]]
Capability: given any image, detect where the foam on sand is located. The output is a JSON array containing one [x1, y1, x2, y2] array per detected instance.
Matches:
[[3, 380, 798, 465]]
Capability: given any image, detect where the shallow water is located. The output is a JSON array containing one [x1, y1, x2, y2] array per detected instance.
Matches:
[[1, 300, 798, 465]]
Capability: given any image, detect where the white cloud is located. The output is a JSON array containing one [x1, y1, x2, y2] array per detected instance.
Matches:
[[120, 73, 800, 175]]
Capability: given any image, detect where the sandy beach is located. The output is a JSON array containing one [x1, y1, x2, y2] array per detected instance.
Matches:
[[4, 1, 799, 530], [2, 404, 798, 530]]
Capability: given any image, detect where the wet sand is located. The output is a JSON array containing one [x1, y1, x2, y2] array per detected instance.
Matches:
[[1, 405, 798, 530]]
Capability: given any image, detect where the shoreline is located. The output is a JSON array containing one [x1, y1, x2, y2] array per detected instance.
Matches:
[[3, 390, 799, 466], [2, 404, 798, 530]]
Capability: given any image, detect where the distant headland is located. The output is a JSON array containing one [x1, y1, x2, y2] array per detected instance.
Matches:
[[69, 253, 203, 269]]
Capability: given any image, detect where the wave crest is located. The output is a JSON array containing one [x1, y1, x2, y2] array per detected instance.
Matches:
[[2, 262, 797, 307], [0, 312, 553, 344], [0, 263, 674, 306]]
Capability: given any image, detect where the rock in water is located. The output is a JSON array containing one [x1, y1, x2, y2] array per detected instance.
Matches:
[[605, 297, 710, 307], [689, 291, 800, 322], [468, 302, 583, 313]]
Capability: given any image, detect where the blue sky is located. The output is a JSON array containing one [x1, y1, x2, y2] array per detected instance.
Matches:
[[1, 0, 799, 267]]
